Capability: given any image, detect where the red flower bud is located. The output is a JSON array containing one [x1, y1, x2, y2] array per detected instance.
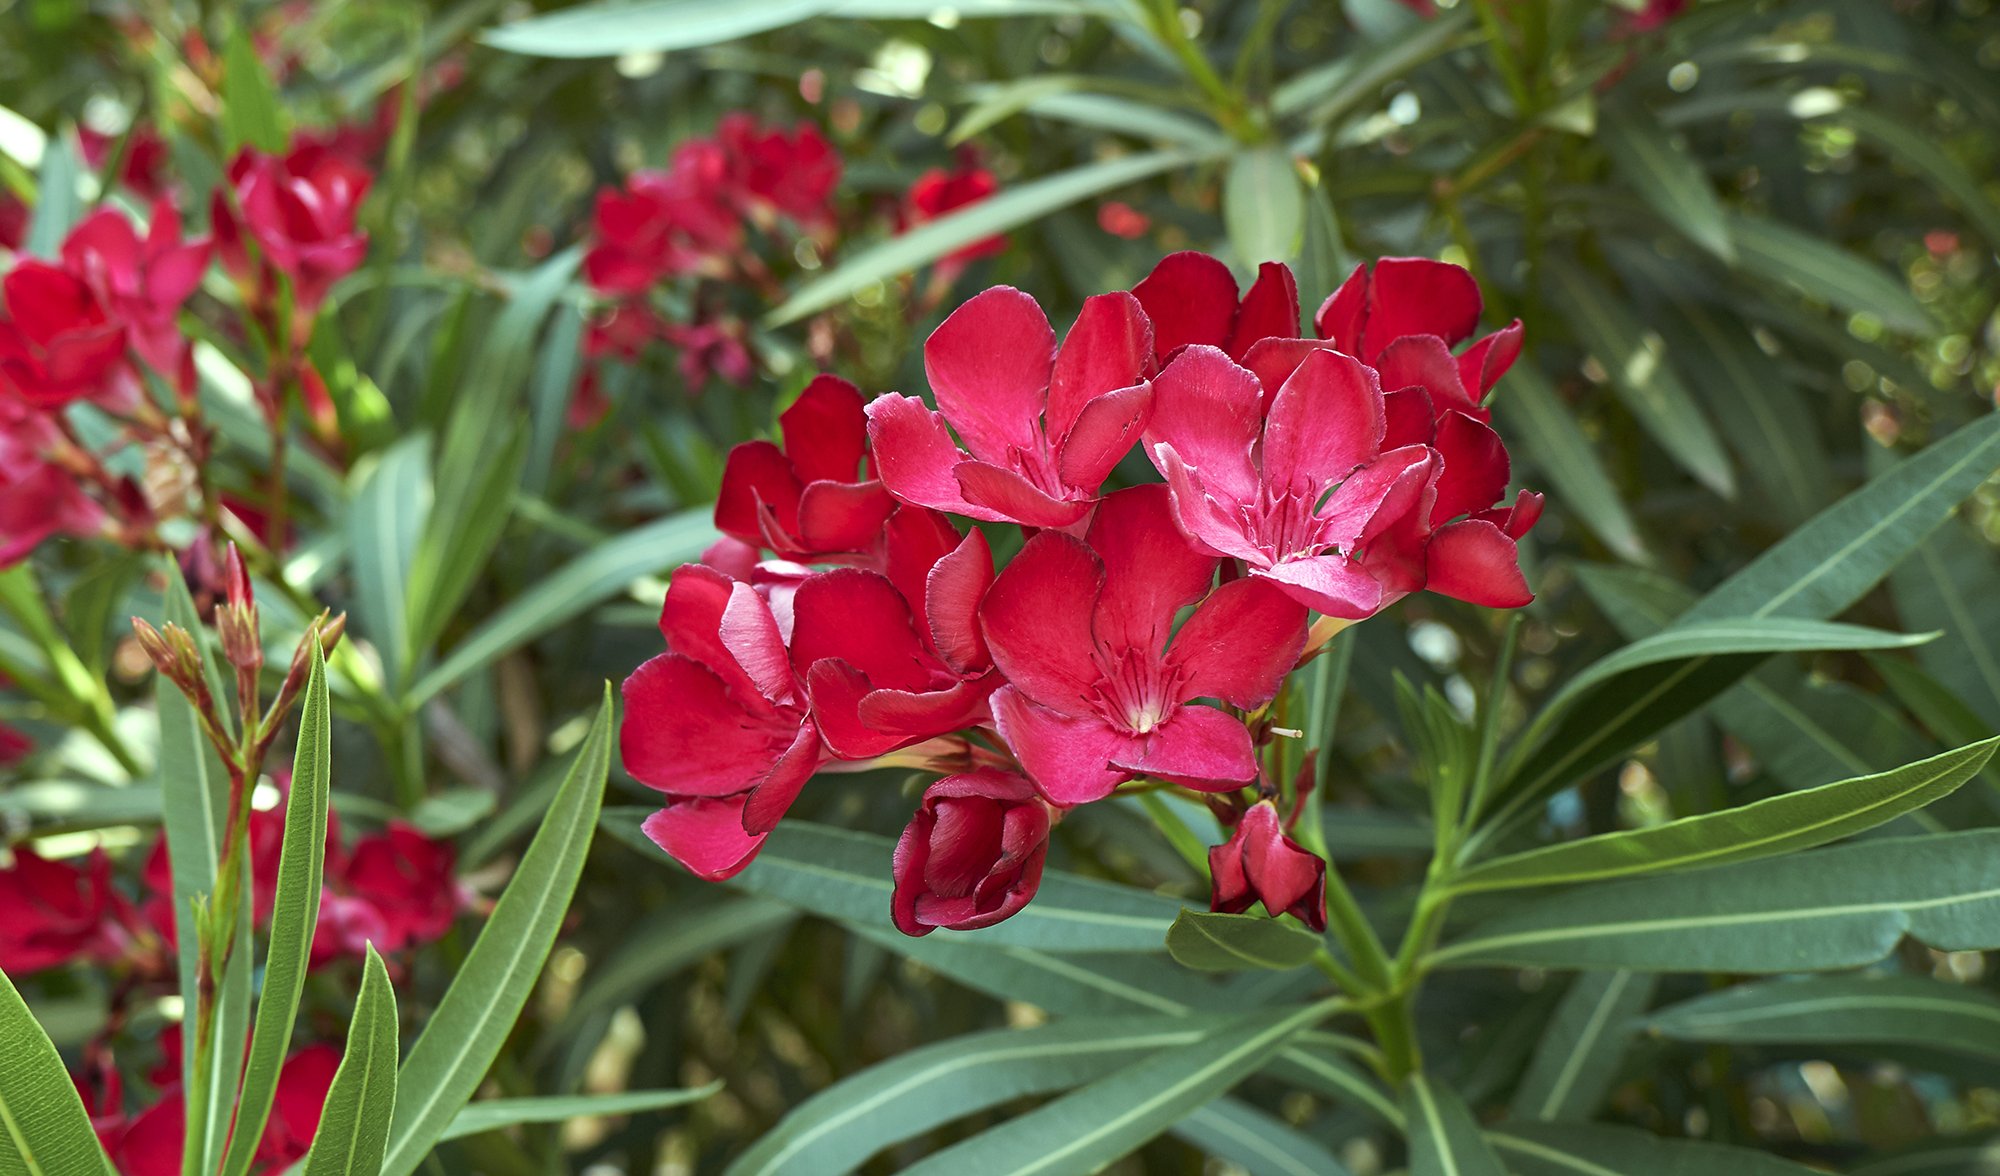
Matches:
[[891, 770, 1051, 936], [1207, 799, 1327, 932]]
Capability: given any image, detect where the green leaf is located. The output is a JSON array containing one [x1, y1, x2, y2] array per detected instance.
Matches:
[[442, 1086, 720, 1142], [896, 1001, 1335, 1176], [1839, 107, 2000, 249], [1433, 829, 2000, 973], [379, 688, 613, 1176], [1492, 1123, 1825, 1174], [0, 968, 115, 1175], [1223, 147, 1303, 266], [848, 925, 1242, 1017], [1682, 412, 2000, 625], [1893, 516, 2000, 729], [1165, 909, 1322, 972], [726, 1015, 1226, 1176], [22, 128, 80, 259], [608, 814, 1181, 952], [407, 509, 713, 708], [346, 435, 433, 691], [1461, 738, 1997, 895], [1546, 262, 1734, 496], [482, 0, 1119, 56], [551, 897, 795, 1043], [949, 76, 1087, 145], [1273, 9, 1472, 124], [302, 947, 400, 1176], [1404, 1075, 1505, 1176], [1509, 971, 1656, 1123], [1848, 1132, 2000, 1176], [1646, 975, 2000, 1060], [1171, 1098, 1355, 1176], [768, 149, 1214, 326], [1491, 364, 1646, 564], [222, 26, 288, 153], [1725, 212, 1933, 335], [1012, 92, 1227, 150], [1599, 106, 1732, 261], [221, 646, 332, 1176]]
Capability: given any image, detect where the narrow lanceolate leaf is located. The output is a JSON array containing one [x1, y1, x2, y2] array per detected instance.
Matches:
[[1510, 971, 1657, 1123], [1683, 412, 2000, 625], [605, 814, 1180, 952], [1893, 517, 2000, 729], [1459, 738, 1998, 895], [221, 26, 288, 153], [483, 0, 1121, 57], [1493, 1123, 1824, 1175], [303, 947, 399, 1176], [346, 435, 433, 690], [380, 688, 614, 1176], [1600, 106, 1733, 261], [442, 1086, 720, 1142], [1491, 364, 1646, 564], [1848, 1132, 2000, 1176], [726, 1016, 1227, 1176], [408, 509, 713, 707], [1404, 1075, 1505, 1176], [1546, 262, 1734, 497], [1433, 829, 2000, 974], [851, 925, 1239, 1016], [1646, 975, 2000, 1061], [1165, 909, 1321, 972], [1171, 1098, 1355, 1176], [1725, 212, 1933, 335], [554, 898, 796, 1042], [896, 1001, 1336, 1176], [0, 968, 116, 1175], [1223, 146, 1304, 266], [768, 148, 1215, 326], [22, 129, 81, 260], [221, 647, 333, 1176]]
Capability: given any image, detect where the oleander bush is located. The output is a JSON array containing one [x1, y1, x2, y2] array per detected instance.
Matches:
[[3, 0, 2000, 1173]]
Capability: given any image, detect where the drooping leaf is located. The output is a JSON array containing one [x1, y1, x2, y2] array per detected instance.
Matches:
[[22, 128, 81, 259], [1599, 105, 1733, 261], [302, 947, 400, 1176], [0, 968, 115, 1175], [1892, 516, 2000, 729], [1509, 971, 1657, 1123], [724, 1015, 1226, 1176], [1404, 1075, 1505, 1176], [1491, 364, 1647, 564], [379, 688, 614, 1176], [1646, 975, 2000, 1061], [895, 1002, 1336, 1176], [442, 1085, 720, 1142], [1493, 1123, 1824, 1175], [221, 646, 332, 1176], [1223, 146, 1304, 267], [1434, 830, 2000, 973], [1170, 1097, 1355, 1176], [1726, 211, 1933, 335], [1459, 738, 1997, 895]]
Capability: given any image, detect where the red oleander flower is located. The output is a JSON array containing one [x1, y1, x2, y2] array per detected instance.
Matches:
[[1208, 799, 1327, 931], [1315, 257, 1522, 411], [980, 484, 1307, 805], [212, 143, 372, 321], [716, 374, 895, 561], [622, 564, 827, 879], [892, 770, 1051, 936], [1097, 201, 1151, 240], [332, 822, 462, 954], [142, 801, 288, 946], [1, 404, 108, 565], [903, 158, 1004, 266], [718, 115, 842, 229], [93, 1045, 338, 1176], [1131, 251, 1301, 367], [791, 508, 1000, 758], [661, 317, 756, 393], [583, 167, 740, 294], [78, 125, 173, 203], [0, 847, 137, 974], [0, 720, 29, 764], [0, 193, 27, 251], [1144, 344, 1438, 619], [61, 199, 210, 388], [867, 287, 1154, 527], [0, 259, 130, 410]]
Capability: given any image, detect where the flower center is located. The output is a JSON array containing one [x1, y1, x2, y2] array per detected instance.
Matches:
[[1092, 645, 1181, 735]]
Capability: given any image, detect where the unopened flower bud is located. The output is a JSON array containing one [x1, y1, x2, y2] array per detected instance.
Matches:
[[131, 617, 179, 679], [216, 545, 261, 673], [224, 544, 254, 612]]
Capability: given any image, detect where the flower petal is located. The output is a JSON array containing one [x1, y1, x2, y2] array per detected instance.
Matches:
[[954, 460, 1092, 528], [865, 392, 983, 516], [1429, 411, 1510, 525], [1131, 250, 1239, 361], [1111, 706, 1256, 790], [642, 797, 767, 881], [741, 721, 827, 834], [1169, 577, 1307, 709], [1457, 320, 1522, 399], [1048, 291, 1152, 440], [1224, 261, 1300, 359], [1255, 556, 1387, 620], [794, 479, 896, 555], [780, 374, 868, 484], [790, 569, 930, 692], [1151, 443, 1269, 566], [980, 532, 1104, 714], [803, 658, 908, 760], [1317, 445, 1436, 552], [926, 527, 995, 673], [1088, 485, 1218, 659], [1374, 334, 1476, 413], [1054, 381, 1152, 494], [1426, 518, 1533, 608], [989, 686, 1130, 805], [1358, 256, 1484, 358], [1143, 345, 1264, 509], [1262, 348, 1385, 498], [619, 653, 795, 797], [924, 285, 1056, 464]]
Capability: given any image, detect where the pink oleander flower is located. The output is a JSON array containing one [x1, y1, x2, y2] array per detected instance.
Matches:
[[212, 142, 372, 323], [892, 770, 1051, 936], [661, 316, 756, 393], [1209, 799, 1327, 931], [718, 115, 842, 229], [791, 507, 999, 759], [1097, 201, 1151, 240], [1144, 343, 1438, 619], [980, 484, 1307, 805], [329, 821, 462, 956], [621, 564, 827, 880], [583, 167, 740, 293], [78, 125, 173, 203], [716, 374, 895, 562], [867, 286, 1154, 528], [93, 1044, 338, 1176], [0, 259, 129, 410], [61, 199, 210, 390], [1, 403, 108, 566], [902, 157, 1004, 267], [0, 847, 139, 974], [1131, 250, 1302, 367]]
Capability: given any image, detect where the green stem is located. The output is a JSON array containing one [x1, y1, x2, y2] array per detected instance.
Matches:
[[1145, 0, 1249, 137], [1321, 862, 1393, 993]]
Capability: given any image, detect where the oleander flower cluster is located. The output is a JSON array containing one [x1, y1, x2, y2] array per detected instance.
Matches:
[[621, 252, 1540, 935]]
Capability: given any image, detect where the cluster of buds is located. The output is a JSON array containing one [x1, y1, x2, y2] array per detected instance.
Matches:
[[620, 252, 1540, 936]]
